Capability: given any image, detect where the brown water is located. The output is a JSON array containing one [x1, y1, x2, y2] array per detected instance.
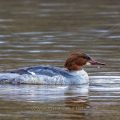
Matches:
[[0, 0, 120, 120]]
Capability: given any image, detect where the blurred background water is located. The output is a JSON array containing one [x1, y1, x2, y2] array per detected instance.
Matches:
[[0, 0, 120, 120]]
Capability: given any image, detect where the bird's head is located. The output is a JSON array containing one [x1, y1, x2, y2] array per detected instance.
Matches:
[[64, 52, 105, 71]]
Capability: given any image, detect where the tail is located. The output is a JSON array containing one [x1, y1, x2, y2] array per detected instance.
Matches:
[[0, 73, 20, 84], [0, 73, 44, 84]]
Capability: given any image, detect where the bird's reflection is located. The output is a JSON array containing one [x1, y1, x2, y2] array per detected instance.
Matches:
[[64, 84, 89, 110], [0, 84, 89, 102], [0, 84, 90, 120], [61, 84, 90, 120]]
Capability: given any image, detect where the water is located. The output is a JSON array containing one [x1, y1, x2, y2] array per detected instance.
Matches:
[[0, 0, 120, 120]]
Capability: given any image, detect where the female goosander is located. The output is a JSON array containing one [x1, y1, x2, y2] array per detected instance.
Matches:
[[0, 52, 105, 85]]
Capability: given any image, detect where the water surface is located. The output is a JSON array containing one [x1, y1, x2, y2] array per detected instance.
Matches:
[[0, 0, 120, 120]]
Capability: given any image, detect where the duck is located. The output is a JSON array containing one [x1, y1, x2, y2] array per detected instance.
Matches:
[[0, 52, 105, 85]]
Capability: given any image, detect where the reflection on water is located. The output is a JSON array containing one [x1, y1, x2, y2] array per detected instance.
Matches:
[[0, 84, 90, 120], [0, 0, 120, 120], [0, 84, 89, 102]]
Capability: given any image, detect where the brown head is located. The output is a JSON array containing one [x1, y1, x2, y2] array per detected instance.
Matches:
[[64, 52, 105, 71]]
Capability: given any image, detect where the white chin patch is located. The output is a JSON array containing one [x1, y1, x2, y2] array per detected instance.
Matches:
[[86, 62, 91, 66]]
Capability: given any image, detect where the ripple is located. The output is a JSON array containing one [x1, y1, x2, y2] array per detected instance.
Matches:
[[28, 50, 66, 53], [90, 75, 120, 93], [90, 95, 120, 100], [13, 31, 59, 36], [40, 41, 55, 44], [90, 87, 120, 92], [40, 3, 66, 7], [90, 29, 109, 33], [90, 76, 120, 84], [55, 45, 75, 48], [13, 32, 44, 35], [107, 35, 120, 39], [0, 41, 5, 44], [0, 19, 13, 22], [30, 59, 63, 62], [0, 35, 11, 38]]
